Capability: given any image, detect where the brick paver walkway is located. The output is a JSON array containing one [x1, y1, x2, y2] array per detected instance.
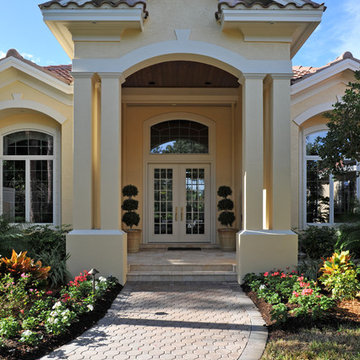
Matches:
[[41, 282, 266, 360]]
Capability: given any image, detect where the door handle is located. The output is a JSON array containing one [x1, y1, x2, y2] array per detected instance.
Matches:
[[175, 207, 178, 221], [181, 207, 184, 221]]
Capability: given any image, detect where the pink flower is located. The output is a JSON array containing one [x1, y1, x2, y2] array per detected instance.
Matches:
[[281, 273, 286, 278], [297, 276, 304, 282], [289, 275, 293, 278], [264, 272, 269, 277], [272, 272, 280, 276], [301, 288, 314, 296], [46, 290, 53, 295], [20, 309, 24, 315], [29, 289, 34, 292], [292, 291, 299, 298], [299, 281, 310, 288]]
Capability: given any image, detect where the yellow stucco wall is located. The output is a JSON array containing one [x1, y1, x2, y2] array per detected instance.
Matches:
[[290, 71, 352, 229], [0, 75, 73, 225], [73, 0, 291, 62], [122, 104, 240, 242]]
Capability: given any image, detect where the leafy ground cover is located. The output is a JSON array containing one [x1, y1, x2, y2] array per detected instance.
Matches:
[[0, 251, 122, 360], [243, 251, 360, 360]]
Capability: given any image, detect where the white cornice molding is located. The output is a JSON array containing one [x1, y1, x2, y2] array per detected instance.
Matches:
[[291, 58, 360, 96], [41, 7, 145, 58], [219, 8, 323, 58], [0, 57, 73, 95], [41, 7, 144, 23]]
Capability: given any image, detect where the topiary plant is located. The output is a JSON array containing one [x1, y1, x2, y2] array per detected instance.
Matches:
[[217, 186, 235, 227], [122, 185, 140, 229]]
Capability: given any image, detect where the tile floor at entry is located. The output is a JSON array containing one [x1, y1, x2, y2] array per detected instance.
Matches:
[[40, 281, 267, 360]]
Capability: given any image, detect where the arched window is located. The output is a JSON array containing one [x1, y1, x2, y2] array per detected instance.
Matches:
[[304, 129, 359, 225], [150, 120, 208, 154], [1, 130, 55, 224]]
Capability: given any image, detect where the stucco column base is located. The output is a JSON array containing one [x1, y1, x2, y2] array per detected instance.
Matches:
[[66, 230, 127, 285], [236, 230, 298, 283]]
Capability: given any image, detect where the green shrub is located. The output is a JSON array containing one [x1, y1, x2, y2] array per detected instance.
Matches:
[[299, 226, 338, 259], [19, 330, 42, 346], [0, 317, 20, 339], [122, 185, 140, 229], [217, 185, 235, 227], [336, 222, 360, 258]]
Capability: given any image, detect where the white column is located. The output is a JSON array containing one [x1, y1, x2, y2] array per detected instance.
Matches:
[[72, 72, 94, 230], [98, 73, 125, 230], [240, 75, 265, 230], [270, 75, 293, 230]]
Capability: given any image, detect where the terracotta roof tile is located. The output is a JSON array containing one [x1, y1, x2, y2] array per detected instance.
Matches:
[[43, 65, 73, 84], [292, 52, 360, 83], [39, 0, 148, 17], [216, 0, 324, 19], [0, 49, 72, 85]]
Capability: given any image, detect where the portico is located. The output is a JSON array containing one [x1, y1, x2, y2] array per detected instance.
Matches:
[[39, 0, 325, 284]]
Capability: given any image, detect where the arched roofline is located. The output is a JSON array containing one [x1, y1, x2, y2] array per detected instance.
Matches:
[[72, 39, 293, 78], [293, 102, 333, 126], [0, 99, 67, 124]]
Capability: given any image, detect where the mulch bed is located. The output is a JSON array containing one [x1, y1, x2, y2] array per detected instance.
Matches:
[[0, 283, 122, 360], [243, 286, 360, 341]]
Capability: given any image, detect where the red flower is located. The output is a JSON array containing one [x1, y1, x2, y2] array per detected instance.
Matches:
[[20, 309, 24, 314], [299, 281, 310, 288], [301, 288, 314, 296], [264, 272, 269, 277], [46, 290, 53, 295], [281, 273, 286, 278], [292, 291, 299, 298], [297, 276, 304, 282]]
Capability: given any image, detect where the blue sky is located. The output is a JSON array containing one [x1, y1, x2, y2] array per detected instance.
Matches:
[[0, 0, 359, 67]]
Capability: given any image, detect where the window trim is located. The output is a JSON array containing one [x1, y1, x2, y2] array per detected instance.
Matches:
[[302, 125, 360, 228], [0, 124, 60, 226]]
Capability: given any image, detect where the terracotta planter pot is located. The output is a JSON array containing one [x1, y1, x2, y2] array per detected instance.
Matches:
[[126, 229, 142, 253], [218, 228, 237, 252]]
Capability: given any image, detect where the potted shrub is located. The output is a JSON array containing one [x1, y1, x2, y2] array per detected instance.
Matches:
[[217, 185, 237, 251], [122, 185, 141, 253]]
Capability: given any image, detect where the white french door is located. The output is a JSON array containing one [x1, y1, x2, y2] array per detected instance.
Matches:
[[148, 164, 211, 243]]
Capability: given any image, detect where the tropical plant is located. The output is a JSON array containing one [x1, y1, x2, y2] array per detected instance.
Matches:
[[319, 250, 360, 300], [122, 185, 140, 229], [0, 250, 50, 281], [317, 70, 360, 176], [217, 186, 235, 227], [336, 222, 360, 258]]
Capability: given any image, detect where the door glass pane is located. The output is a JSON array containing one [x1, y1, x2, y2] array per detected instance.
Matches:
[[150, 120, 208, 154], [30, 160, 53, 223], [154, 168, 173, 234], [185, 168, 205, 234], [333, 161, 357, 222], [2, 160, 26, 222], [306, 160, 330, 223]]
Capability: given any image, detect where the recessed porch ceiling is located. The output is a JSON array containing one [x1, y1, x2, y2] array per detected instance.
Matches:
[[123, 61, 240, 88]]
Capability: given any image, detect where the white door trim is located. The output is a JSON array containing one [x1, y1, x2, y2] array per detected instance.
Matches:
[[143, 112, 216, 244]]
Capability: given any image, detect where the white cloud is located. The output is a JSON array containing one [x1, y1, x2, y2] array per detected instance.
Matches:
[[333, 0, 360, 58], [20, 52, 41, 64], [0, 50, 5, 58]]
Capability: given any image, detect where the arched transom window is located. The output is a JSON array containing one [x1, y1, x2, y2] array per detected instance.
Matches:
[[304, 129, 359, 225], [150, 120, 209, 154], [1, 130, 55, 224]]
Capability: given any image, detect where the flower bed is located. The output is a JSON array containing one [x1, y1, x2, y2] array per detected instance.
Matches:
[[243, 251, 360, 327], [0, 251, 122, 360]]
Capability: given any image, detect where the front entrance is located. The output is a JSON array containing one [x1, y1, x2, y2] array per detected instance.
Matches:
[[148, 164, 210, 243]]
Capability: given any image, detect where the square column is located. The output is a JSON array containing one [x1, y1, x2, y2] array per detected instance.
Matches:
[[236, 73, 297, 283], [66, 72, 127, 285], [71, 73, 94, 230], [98, 73, 125, 230], [240, 75, 264, 230], [270, 75, 293, 230]]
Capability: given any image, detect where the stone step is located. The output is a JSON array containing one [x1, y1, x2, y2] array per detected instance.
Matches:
[[140, 243, 220, 250], [129, 264, 236, 272], [127, 270, 237, 282]]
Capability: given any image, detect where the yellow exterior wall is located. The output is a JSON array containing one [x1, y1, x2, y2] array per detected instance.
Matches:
[[0, 76, 73, 225], [74, 0, 290, 61], [290, 72, 352, 229], [122, 104, 240, 241]]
